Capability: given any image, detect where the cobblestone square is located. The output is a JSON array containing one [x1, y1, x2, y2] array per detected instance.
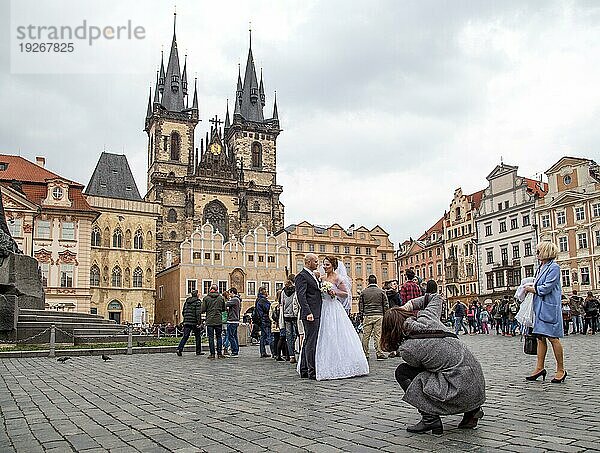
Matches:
[[1, 335, 599, 452]]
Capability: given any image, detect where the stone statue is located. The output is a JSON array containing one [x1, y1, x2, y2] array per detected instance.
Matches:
[[0, 193, 21, 266]]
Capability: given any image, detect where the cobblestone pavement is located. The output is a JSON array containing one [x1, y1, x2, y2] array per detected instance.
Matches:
[[1, 334, 599, 453]]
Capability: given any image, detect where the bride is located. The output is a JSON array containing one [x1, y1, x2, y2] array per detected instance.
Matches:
[[302, 255, 369, 380]]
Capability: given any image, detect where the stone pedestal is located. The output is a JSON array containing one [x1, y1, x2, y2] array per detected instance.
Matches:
[[0, 254, 45, 309], [0, 294, 18, 332]]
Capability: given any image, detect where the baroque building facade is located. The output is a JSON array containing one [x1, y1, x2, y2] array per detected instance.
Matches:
[[475, 163, 548, 303], [534, 157, 600, 293], [443, 188, 484, 307], [396, 216, 446, 301], [144, 15, 284, 271], [285, 221, 396, 313], [0, 154, 97, 312], [85, 153, 160, 324], [155, 223, 289, 323]]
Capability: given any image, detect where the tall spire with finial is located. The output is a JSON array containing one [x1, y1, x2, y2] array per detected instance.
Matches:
[[191, 77, 198, 111], [153, 70, 160, 103], [259, 68, 265, 107], [224, 99, 231, 129], [272, 90, 278, 121], [158, 51, 165, 93], [161, 10, 185, 112], [146, 87, 153, 119], [234, 63, 242, 115], [237, 25, 264, 121], [182, 54, 188, 97]]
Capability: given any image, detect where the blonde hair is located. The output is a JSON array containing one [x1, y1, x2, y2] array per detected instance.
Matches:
[[536, 241, 558, 260]]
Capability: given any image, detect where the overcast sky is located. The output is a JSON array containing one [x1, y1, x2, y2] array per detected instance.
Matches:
[[1, 0, 599, 246]]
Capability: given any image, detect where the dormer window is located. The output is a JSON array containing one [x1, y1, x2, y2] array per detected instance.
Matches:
[[0, 162, 8, 171], [52, 187, 64, 200]]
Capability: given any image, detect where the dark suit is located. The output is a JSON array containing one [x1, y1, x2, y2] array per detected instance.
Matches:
[[295, 268, 323, 379]]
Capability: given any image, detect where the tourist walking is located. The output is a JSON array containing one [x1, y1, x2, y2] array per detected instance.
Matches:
[[480, 307, 490, 334], [381, 283, 486, 434], [201, 285, 227, 359], [281, 274, 299, 364], [583, 292, 599, 335], [570, 290, 584, 334], [176, 289, 204, 356], [255, 286, 273, 358], [500, 296, 510, 336], [225, 287, 241, 357], [467, 304, 476, 334], [453, 300, 468, 335], [492, 301, 503, 334], [270, 290, 287, 361], [359, 274, 389, 360], [561, 297, 571, 336], [524, 241, 567, 383]]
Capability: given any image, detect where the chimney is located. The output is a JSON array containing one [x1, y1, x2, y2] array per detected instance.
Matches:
[[36, 156, 46, 168]]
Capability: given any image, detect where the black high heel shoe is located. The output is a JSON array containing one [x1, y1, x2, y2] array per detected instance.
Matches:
[[525, 369, 547, 381], [551, 370, 567, 383]]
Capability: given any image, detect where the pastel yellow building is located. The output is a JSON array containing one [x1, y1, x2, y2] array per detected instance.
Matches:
[[85, 153, 160, 324], [155, 223, 290, 323], [286, 221, 396, 313]]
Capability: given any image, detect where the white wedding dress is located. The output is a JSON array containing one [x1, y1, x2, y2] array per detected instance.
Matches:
[[314, 282, 369, 381]]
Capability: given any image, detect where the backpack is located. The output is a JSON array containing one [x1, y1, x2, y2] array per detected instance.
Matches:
[[271, 304, 280, 323]]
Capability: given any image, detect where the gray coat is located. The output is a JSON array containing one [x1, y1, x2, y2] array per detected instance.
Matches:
[[399, 293, 486, 416]]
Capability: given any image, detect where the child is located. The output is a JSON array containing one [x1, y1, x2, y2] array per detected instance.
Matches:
[[480, 308, 490, 334]]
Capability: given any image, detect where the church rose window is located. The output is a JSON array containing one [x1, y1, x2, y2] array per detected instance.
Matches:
[[203, 200, 229, 242]]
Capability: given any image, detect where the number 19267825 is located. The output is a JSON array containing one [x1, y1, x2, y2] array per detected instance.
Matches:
[[19, 42, 74, 52]]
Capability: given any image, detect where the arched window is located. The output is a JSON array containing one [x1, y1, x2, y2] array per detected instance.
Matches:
[[91, 226, 101, 247], [134, 229, 143, 249], [167, 209, 177, 223], [111, 266, 122, 287], [90, 265, 100, 286], [251, 142, 262, 168], [203, 200, 229, 241], [112, 228, 123, 248], [133, 267, 143, 288], [170, 131, 181, 161], [253, 201, 260, 211]]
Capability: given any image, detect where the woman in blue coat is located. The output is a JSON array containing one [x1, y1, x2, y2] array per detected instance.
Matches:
[[524, 241, 567, 383]]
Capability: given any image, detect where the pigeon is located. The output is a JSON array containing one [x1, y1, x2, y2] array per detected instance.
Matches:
[[101, 354, 112, 361], [57, 356, 71, 363]]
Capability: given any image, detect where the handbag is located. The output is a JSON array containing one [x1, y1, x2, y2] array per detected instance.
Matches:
[[523, 329, 537, 355]]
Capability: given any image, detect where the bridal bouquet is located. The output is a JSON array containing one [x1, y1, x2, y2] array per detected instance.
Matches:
[[321, 281, 334, 294]]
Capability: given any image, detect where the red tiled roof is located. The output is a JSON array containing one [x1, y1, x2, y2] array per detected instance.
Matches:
[[0, 154, 80, 185], [468, 189, 484, 209], [525, 178, 548, 198], [0, 154, 93, 212], [418, 216, 444, 241]]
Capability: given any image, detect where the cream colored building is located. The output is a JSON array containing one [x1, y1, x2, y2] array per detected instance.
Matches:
[[85, 153, 160, 324], [444, 188, 484, 306], [155, 223, 290, 323], [286, 221, 396, 313], [0, 154, 98, 312], [534, 157, 600, 292]]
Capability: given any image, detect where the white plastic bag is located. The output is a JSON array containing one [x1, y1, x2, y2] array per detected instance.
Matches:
[[516, 293, 534, 330], [515, 277, 535, 302]]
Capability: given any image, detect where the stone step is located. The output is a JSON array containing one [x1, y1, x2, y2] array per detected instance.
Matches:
[[72, 328, 128, 336], [18, 309, 107, 321], [17, 321, 124, 330], [73, 334, 156, 345], [18, 314, 118, 325]]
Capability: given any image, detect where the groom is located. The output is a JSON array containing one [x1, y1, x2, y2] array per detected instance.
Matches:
[[296, 253, 323, 380]]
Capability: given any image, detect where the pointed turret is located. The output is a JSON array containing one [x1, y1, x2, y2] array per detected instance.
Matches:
[[224, 99, 231, 129], [272, 91, 278, 121], [161, 12, 185, 112], [153, 71, 160, 103], [146, 87, 152, 119], [191, 78, 198, 111], [158, 52, 165, 93], [259, 69, 265, 107], [182, 54, 188, 96]]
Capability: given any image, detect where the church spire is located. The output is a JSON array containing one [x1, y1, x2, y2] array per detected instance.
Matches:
[[161, 11, 185, 112], [224, 99, 231, 129], [237, 29, 264, 122], [153, 70, 160, 103], [146, 87, 152, 119], [182, 54, 188, 97], [272, 91, 278, 121], [259, 68, 265, 107], [191, 77, 198, 111], [158, 51, 165, 93], [234, 63, 242, 116]]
